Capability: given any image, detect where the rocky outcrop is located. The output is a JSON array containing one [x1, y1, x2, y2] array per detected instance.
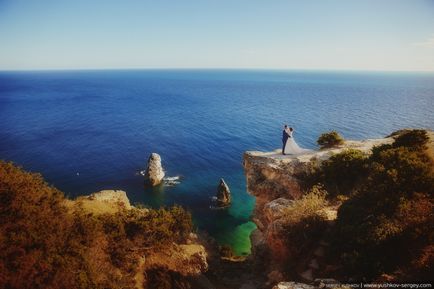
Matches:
[[144, 153, 165, 186], [143, 243, 208, 276], [263, 198, 293, 224], [243, 136, 394, 280], [88, 189, 131, 209], [64, 189, 134, 215], [215, 178, 231, 207], [244, 137, 393, 221], [69, 190, 208, 289]]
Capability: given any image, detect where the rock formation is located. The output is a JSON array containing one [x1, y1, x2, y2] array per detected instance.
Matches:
[[71, 189, 208, 287], [244, 137, 393, 220], [64, 189, 135, 215], [216, 178, 231, 207], [144, 153, 165, 186], [88, 189, 131, 209], [142, 243, 208, 276], [243, 136, 394, 280]]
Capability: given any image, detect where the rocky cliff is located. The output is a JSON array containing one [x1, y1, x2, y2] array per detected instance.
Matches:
[[243, 136, 394, 282], [66, 190, 208, 289], [244, 137, 393, 220]]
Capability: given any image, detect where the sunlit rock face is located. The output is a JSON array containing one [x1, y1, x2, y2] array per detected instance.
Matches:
[[88, 190, 131, 209], [144, 153, 165, 186]]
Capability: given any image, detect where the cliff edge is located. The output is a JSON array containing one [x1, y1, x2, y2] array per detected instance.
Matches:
[[244, 136, 393, 224], [65, 190, 208, 289], [243, 130, 434, 284], [244, 135, 395, 282]]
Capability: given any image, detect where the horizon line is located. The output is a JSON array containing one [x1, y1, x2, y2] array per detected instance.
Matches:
[[1, 67, 434, 74]]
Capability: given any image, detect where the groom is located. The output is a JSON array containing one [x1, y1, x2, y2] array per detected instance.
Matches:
[[282, 125, 290, 155]]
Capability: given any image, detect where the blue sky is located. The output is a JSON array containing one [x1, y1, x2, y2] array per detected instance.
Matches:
[[0, 0, 433, 71]]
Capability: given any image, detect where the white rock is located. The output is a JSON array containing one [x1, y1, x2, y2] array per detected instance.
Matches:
[[144, 153, 165, 186]]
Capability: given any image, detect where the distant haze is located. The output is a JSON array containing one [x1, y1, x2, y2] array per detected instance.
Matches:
[[0, 0, 433, 71]]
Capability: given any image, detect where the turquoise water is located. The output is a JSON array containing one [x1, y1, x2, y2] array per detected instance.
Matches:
[[1, 69, 433, 255]]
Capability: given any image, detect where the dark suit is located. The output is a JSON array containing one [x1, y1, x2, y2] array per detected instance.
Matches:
[[282, 129, 290, 154]]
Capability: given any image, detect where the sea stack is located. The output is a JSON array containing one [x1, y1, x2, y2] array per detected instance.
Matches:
[[144, 153, 165, 186], [216, 178, 231, 207]]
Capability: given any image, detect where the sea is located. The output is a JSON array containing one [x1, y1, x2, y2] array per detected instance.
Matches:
[[1, 69, 433, 255]]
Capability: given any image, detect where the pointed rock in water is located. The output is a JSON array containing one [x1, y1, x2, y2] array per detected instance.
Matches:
[[144, 153, 165, 186], [216, 178, 231, 207]]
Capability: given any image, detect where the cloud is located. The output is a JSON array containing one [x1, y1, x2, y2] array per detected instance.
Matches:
[[413, 35, 434, 48]]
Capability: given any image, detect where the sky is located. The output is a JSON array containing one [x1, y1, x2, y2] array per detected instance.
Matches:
[[0, 0, 433, 71]]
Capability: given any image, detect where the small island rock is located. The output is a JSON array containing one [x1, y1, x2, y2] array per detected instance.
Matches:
[[216, 178, 231, 207], [144, 153, 165, 186]]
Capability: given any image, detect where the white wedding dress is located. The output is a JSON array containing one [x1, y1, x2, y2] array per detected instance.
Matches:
[[284, 131, 310, 155]]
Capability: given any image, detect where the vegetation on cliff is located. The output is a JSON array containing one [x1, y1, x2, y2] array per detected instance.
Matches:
[[300, 148, 369, 198], [281, 186, 329, 263], [298, 129, 433, 280], [0, 161, 196, 289], [335, 129, 433, 280], [317, 131, 345, 149]]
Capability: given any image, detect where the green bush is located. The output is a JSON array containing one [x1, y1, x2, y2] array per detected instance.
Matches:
[[296, 149, 368, 197], [393, 129, 429, 150], [317, 131, 344, 149], [334, 137, 434, 280], [287, 129, 433, 279], [320, 149, 368, 197]]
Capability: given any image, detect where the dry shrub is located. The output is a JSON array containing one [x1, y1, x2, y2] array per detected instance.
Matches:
[[281, 186, 329, 261], [283, 185, 329, 224], [0, 161, 195, 289]]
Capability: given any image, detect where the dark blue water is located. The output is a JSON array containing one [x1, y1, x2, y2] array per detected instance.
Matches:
[[1, 69, 433, 254]]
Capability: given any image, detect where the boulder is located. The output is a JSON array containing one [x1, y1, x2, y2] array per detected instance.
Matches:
[[143, 244, 208, 276], [216, 178, 231, 207], [88, 190, 131, 209], [144, 153, 165, 186], [263, 198, 293, 223], [272, 282, 315, 289]]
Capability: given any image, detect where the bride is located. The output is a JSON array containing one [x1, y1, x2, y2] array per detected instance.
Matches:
[[284, 127, 310, 155]]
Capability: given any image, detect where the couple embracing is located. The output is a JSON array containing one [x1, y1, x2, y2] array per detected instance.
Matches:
[[282, 125, 308, 155]]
